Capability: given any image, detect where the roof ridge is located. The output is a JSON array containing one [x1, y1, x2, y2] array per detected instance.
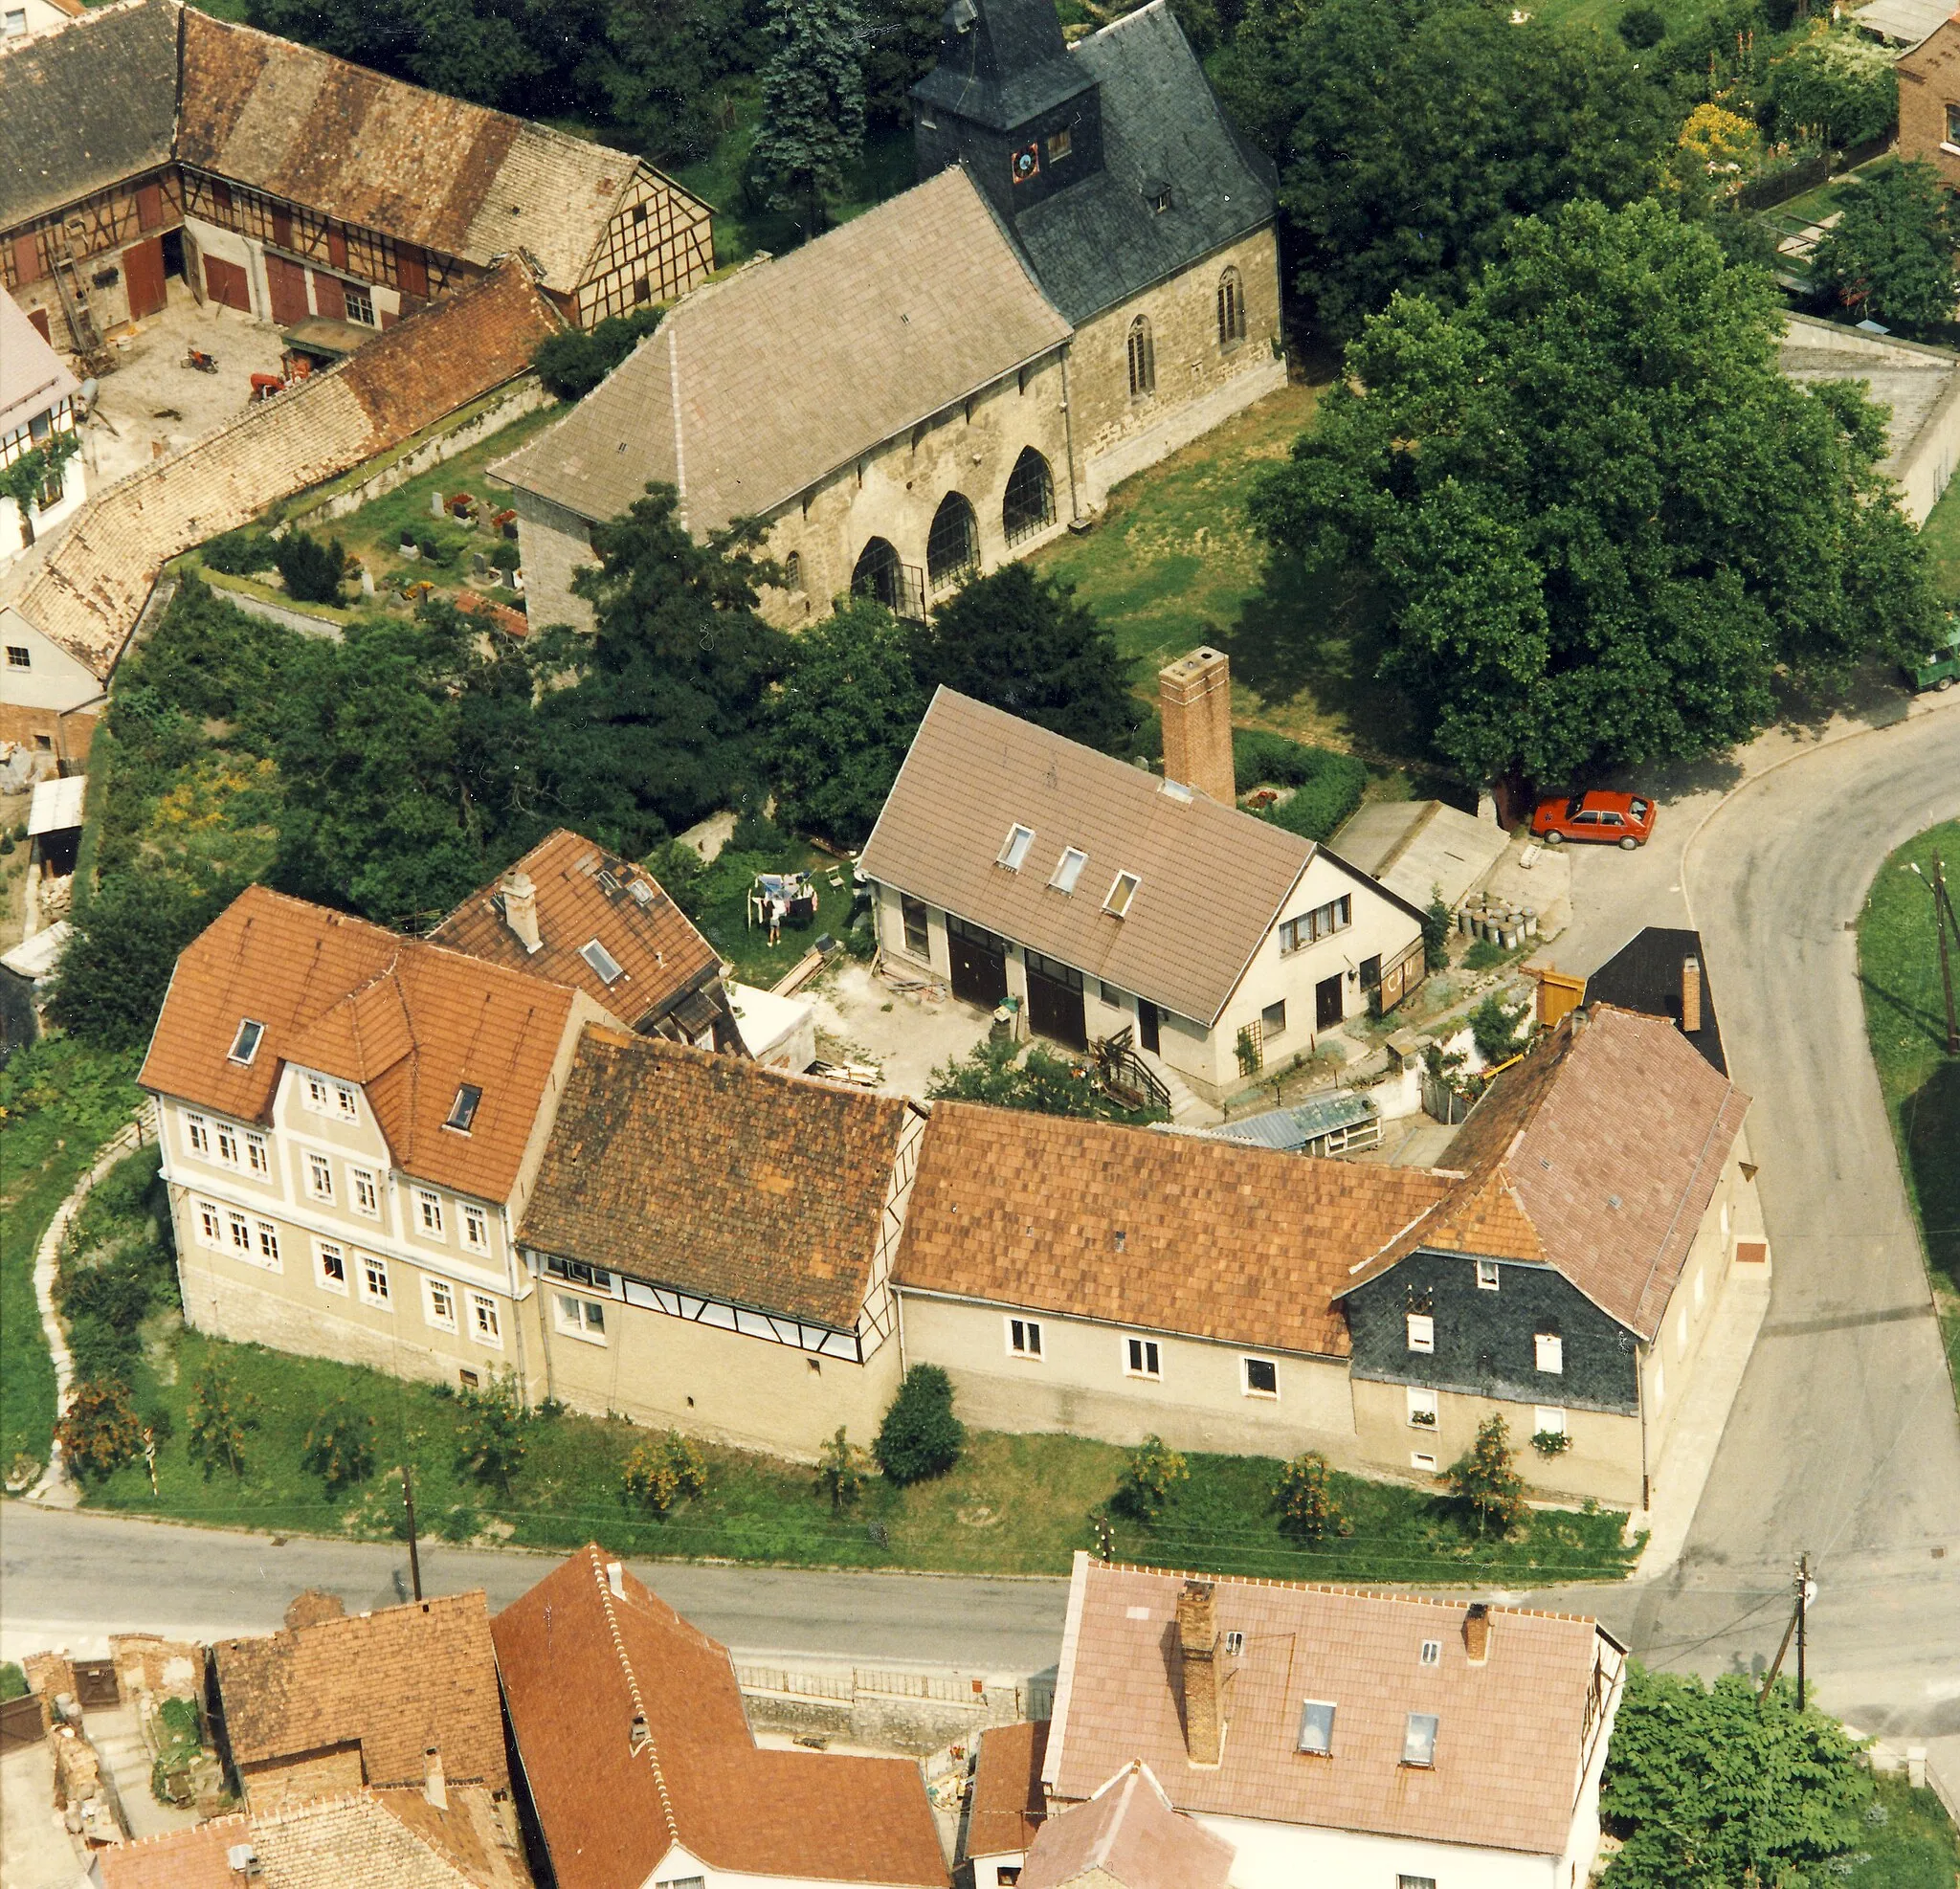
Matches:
[[585, 1546, 680, 1852], [1093, 1559, 1602, 1623]]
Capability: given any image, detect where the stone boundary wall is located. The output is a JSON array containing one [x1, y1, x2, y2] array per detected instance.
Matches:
[[733, 1661, 1055, 1756]]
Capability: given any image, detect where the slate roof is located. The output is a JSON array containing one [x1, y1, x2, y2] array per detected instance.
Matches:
[[490, 1545, 948, 1889], [1582, 926, 1726, 1074], [1044, 1557, 1621, 1859], [1004, 2, 1276, 324], [0, 0, 179, 232], [140, 883, 582, 1204], [1340, 1007, 1749, 1339], [1021, 1762, 1234, 1889], [520, 1026, 916, 1330], [858, 688, 1317, 1026], [490, 167, 1071, 535], [4, 259, 562, 682], [212, 1592, 508, 1796], [966, 1722, 1049, 1859], [430, 830, 721, 1035], [894, 1100, 1453, 1357], [0, 291, 78, 440], [911, 0, 1094, 129]]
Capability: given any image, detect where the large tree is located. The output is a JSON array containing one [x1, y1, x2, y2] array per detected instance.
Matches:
[[1249, 198, 1936, 798], [910, 565, 1143, 757], [1815, 160, 1960, 333], [748, 0, 866, 237], [1217, 0, 1665, 338]]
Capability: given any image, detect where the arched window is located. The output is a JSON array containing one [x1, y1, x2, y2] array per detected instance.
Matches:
[[1002, 448, 1055, 546], [783, 549, 803, 591], [926, 492, 979, 590], [1126, 315, 1155, 398], [1217, 266, 1246, 346], [852, 538, 904, 613]]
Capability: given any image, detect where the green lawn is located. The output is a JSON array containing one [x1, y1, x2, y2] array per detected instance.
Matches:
[[1858, 819, 1960, 1390], [1844, 1773, 1960, 1889], [0, 1040, 145, 1486], [1919, 480, 1960, 602], [683, 840, 861, 989]]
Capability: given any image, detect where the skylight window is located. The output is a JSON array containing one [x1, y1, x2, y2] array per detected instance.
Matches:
[[1297, 1700, 1336, 1755], [1049, 847, 1088, 895], [228, 1019, 264, 1065], [580, 938, 626, 985], [1419, 1639, 1441, 1667], [1104, 871, 1141, 918], [445, 1083, 482, 1133], [1403, 1712, 1439, 1767], [998, 824, 1036, 871]]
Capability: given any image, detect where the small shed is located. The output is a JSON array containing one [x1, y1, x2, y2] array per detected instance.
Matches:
[[1203, 1090, 1381, 1156], [724, 981, 817, 1073], [27, 773, 86, 878]]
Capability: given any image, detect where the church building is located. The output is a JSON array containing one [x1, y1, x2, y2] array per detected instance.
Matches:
[[496, 0, 1283, 633]]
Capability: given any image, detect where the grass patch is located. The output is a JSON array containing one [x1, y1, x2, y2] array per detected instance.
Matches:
[[1843, 1772, 1960, 1889], [0, 1039, 145, 1484], [1857, 819, 1960, 1390], [682, 840, 860, 989], [1919, 478, 1960, 603]]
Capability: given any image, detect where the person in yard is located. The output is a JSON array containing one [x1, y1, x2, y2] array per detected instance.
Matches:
[[768, 897, 783, 946]]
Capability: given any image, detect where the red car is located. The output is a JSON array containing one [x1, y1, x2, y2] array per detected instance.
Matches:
[[1530, 789, 1657, 850]]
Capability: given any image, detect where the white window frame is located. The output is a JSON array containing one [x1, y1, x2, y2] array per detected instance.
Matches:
[[1407, 1387, 1437, 1430], [1007, 1316, 1043, 1360], [1675, 1305, 1689, 1358], [185, 1111, 212, 1156], [1405, 1312, 1435, 1354], [1534, 1405, 1567, 1438], [315, 1240, 348, 1295], [1535, 1331, 1564, 1375], [195, 1199, 222, 1248], [469, 1293, 503, 1348], [334, 1084, 359, 1122], [305, 1151, 334, 1202], [424, 1276, 458, 1331], [254, 1221, 282, 1271], [304, 1075, 330, 1114], [226, 1210, 252, 1255], [350, 1167, 380, 1219], [1418, 1639, 1441, 1667], [461, 1203, 490, 1256], [1402, 1712, 1439, 1768], [228, 1018, 264, 1065], [554, 1293, 608, 1344], [1125, 1336, 1162, 1381], [414, 1189, 445, 1239], [1411, 1450, 1437, 1473], [245, 1132, 270, 1178], [997, 824, 1036, 871], [1049, 846, 1088, 895], [1296, 1700, 1336, 1755], [359, 1254, 391, 1307], [1241, 1355, 1279, 1399], [1694, 1266, 1706, 1312], [215, 1123, 240, 1167], [1476, 1259, 1500, 1291], [1103, 870, 1141, 918]]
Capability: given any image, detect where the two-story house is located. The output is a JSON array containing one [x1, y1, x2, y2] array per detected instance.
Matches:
[[1042, 1555, 1627, 1889], [0, 289, 84, 573], [858, 650, 1426, 1104], [141, 884, 611, 1390]]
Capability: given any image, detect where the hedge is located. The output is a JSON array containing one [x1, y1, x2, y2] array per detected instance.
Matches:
[[1234, 729, 1368, 842]]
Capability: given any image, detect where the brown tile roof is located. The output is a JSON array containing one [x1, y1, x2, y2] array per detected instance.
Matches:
[[1021, 1762, 1234, 1889], [430, 830, 721, 1034], [858, 689, 1318, 1026], [4, 260, 563, 682], [894, 1102, 1452, 1357], [1044, 1557, 1619, 1858], [491, 167, 1070, 537], [490, 1545, 948, 1889], [966, 1721, 1049, 1859], [1341, 1006, 1750, 1339], [212, 1591, 508, 1796], [519, 1027, 913, 1329], [141, 883, 581, 1204], [94, 1818, 246, 1889], [373, 1787, 534, 1889]]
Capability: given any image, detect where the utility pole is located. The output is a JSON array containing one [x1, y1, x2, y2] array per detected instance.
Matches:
[[403, 1463, 423, 1602], [1795, 1551, 1810, 1712]]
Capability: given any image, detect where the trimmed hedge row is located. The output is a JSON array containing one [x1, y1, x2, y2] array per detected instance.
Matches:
[[1233, 728, 1368, 842]]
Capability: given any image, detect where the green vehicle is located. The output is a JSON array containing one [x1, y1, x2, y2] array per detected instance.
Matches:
[[1907, 618, 1960, 692]]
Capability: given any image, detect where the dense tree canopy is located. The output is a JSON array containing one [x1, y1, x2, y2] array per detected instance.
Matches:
[[1249, 199, 1936, 793], [1815, 160, 1960, 333], [1218, 0, 1665, 337], [748, 0, 867, 233]]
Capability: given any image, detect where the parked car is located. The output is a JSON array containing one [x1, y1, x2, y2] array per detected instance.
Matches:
[[1530, 789, 1657, 850], [1905, 619, 1960, 693]]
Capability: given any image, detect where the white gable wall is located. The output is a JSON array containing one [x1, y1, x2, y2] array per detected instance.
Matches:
[[0, 605, 102, 714], [1189, 1809, 1560, 1889]]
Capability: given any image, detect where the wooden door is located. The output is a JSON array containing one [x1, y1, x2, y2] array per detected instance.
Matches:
[[74, 1660, 119, 1709], [0, 1695, 41, 1753], [1025, 954, 1086, 1052], [1137, 999, 1161, 1055], [122, 235, 167, 319], [947, 921, 1007, 1011], [11, 232, 41, 288], [1315, 972, 1344, 1032], [265, 253, 308, 326], [204, 254, 250, 311], [311, 270, 345, 322], [28, 308, 52, 342]]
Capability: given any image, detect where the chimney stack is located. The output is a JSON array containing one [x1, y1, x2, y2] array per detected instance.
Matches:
[[607, 1559, 626, 1599], [501, 871, 542, 954], [1681, 955, 1702, 1035], [1158, 647, 1236, 808], [1463, 1602, 1491, 1665], [423, 1745, 447, 1811], [1176, 1580, 1224, 1765]]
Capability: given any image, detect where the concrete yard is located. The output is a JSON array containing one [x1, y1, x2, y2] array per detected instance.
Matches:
[[807, 960, 996, 1101], [0, 1744, 87, 1889]]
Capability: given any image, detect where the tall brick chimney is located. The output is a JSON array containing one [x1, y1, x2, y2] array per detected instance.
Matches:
[[1682, 955, 1703, 1035], [1463, 1602, 1492, 1665], [1176, 1580, 1223, 1765], [501, 870, 542, 954], [1158, 647, 1236, 807]]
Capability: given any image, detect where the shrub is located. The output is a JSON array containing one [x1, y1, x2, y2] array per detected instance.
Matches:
[[729, 810, 789, 856], [1421, 895, 1453, 971], [56, 1379, 145, 1480], [1274, 1451, 1350, 1543], [1447, 1413, 1527, 1536], [927, 1037, 1166, 1125], [1235, 731, 1369, 842], [186, 1357, 257, 1480], [1616, 3, 1666, 45], [814, 1426, 865, 1510], [158, 1696, 200, 1745], [199, 528, 280, 576], [488, 539, 522, 573], [873, 1365, 965, 1485], [438, 1503, 481, 1543], [1765, 25, 1898, 149], [273, 531, 347, 605], [456, 1372, 528, 1491], [1115, 1433, 1188, 1523], [301, 1398, 376, 1493], [1468, 992, 1530, 1066], [623, 1431, 711, 1514], [534, 306, 661, 401], [0, 1662, 28, 1703], [67, 1313, 141, 1387]]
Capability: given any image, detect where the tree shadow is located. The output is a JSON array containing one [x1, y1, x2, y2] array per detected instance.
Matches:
[[1903, 1057, 1960, 1295], [1771, 659, 1914, 740]]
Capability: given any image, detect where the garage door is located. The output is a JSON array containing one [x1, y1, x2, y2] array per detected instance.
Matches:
[[265, 253, 309, 327], [0, 1694, 41, 1753], [204, 255, 250, 312], [1024, 951, 1086, 1052], [947, 917, 1007, 1011], [122, 235, 167, 320]]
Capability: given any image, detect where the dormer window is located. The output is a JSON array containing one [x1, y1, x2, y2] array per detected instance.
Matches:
[[229, 1019, 264, 1065], [1297, 1700, 1335, 1755], [997, 824, 1036, 871], [1403, 1712, 1439, 1767], [1147, 182, 1172, 213], [1104, 871, 1140, 918], [445, 1083, 482, 1133], [1049, 847, 1087, 895], [580, 938, 625, 985]]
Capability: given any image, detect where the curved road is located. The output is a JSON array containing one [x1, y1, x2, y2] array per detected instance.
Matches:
[[3, 703, 1956, 1730]]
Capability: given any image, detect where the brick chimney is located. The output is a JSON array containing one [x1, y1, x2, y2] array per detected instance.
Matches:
[[1682, 955, 1702, 1035], [1158, 647, 1236, 807], [423, 1745, 447, 1811], [1463, 1602, 1492, 1665], [501, 870, 542, 954], [1176, 1580, 1224, 1765]]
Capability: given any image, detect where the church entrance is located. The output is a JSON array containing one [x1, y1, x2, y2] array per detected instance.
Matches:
[[852, 537, 926, 621]]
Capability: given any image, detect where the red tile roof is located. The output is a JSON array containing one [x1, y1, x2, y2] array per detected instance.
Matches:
[[490, 1546, 947, 1889], [140, 884, 583, 1203], [1020, 1762, 1234, 1889], [966, 1722, 1049, 1860]]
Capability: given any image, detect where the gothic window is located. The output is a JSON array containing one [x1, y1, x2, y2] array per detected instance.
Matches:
[[1002, 448, 1055, 546], [1217, 266, 1246, 345], [926, 492, 979, 589], [1126, 316, 1155, 398]]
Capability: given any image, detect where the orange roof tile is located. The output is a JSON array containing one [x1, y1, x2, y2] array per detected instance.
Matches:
[[894, 1103, 1453, 1357], [966, 1722, 1049, 1859], [140, 884, 582, 1202], [490, 1546, 947, 1889], [1021, 1762, 1234, 1889]]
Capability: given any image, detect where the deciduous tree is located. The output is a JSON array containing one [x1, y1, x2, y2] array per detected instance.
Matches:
[[1815, 160, 1960, 332], [749, 0, 866, 236], [56, 1380, 145, 1481], [187, 1357, 258, 1480], [1446, 1413, 1526, 1536]]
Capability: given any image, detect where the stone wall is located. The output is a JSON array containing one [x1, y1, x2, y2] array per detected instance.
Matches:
[[734, 1661, 1048, 1757]]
